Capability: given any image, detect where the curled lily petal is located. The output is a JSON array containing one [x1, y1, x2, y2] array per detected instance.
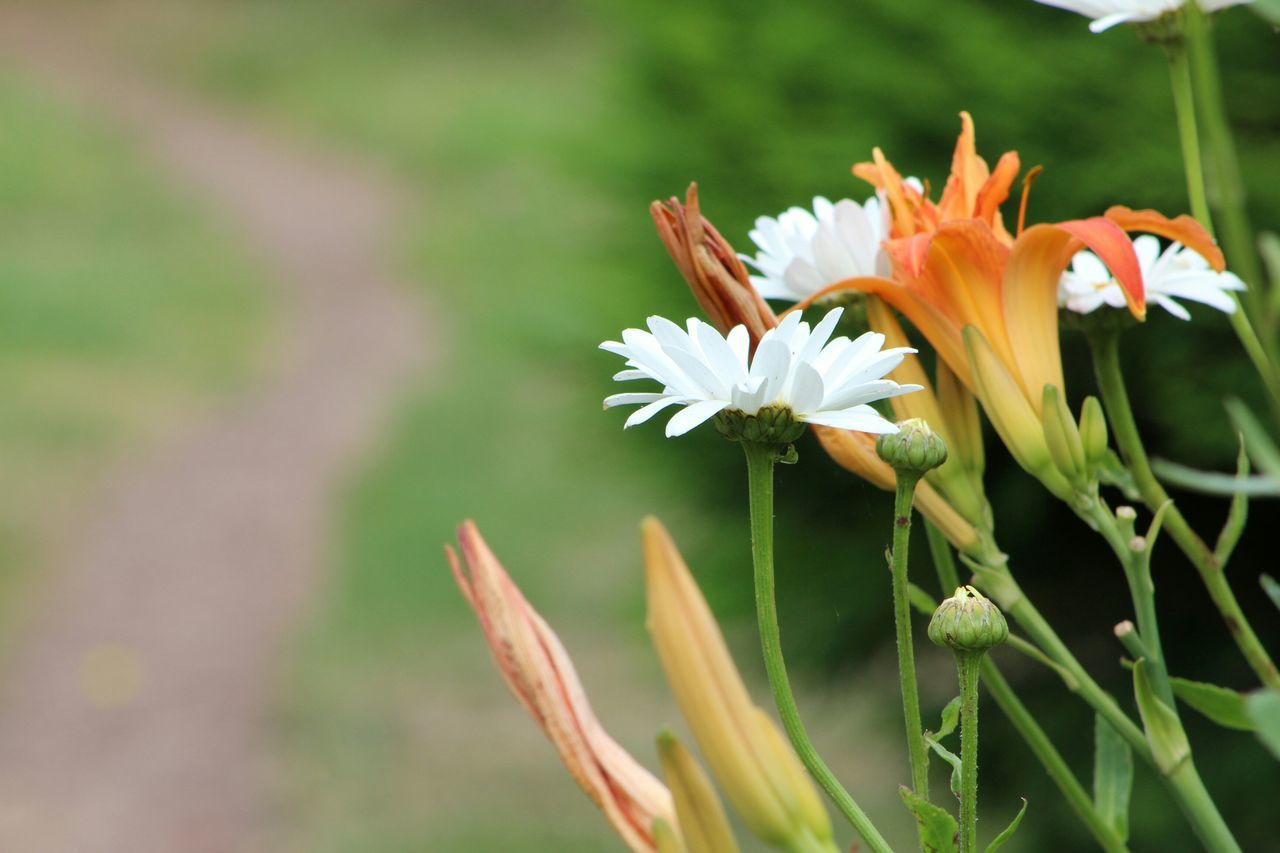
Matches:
[[449, 522, 675, 852], [1105, 205, 1226, 271]]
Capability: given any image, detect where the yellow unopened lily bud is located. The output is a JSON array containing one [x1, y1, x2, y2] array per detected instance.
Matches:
[[658, 732, 741, 853], [1041, 384, 1087, 490], [653, 819, 690, 853], [964, 326, 1073, 500], [1079, 395, 1109, 474], [643, 518, 837, 852]]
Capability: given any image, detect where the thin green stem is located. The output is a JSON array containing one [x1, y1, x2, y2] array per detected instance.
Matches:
[[928, 523, 1130, 852], [1087, 329, 1280, 689], [741, 441, 891, 853], [890, 471, 931, 802], [956, 652, 982, 853], [980, 658, 1130, 853], [1167, 29, 1280, 423], [1168, 761, 1243, 853], [1183, 4, 1267, 327], [1166, 42, 1213, 228]]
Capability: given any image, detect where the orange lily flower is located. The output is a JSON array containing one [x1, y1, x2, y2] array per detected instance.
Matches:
[[448, 521, 675, 852], [652, 186, 980, 553], [811, 114, 1224, 497]]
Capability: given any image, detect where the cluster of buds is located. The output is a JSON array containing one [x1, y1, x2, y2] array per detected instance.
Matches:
[[449, 518, 838, 853]]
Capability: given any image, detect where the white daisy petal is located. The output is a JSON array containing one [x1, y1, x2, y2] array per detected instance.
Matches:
[[603, 309, 923, 439], [1034, 0, 1245, 33]]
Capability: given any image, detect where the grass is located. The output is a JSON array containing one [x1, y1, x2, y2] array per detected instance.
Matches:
[[0, 66, 268, 627]]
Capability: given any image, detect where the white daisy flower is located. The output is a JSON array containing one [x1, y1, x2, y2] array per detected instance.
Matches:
[[601, 307, 922, 438], [1033, 0, 1250, 33], [741, 195, 891, 303], [1058, 234, 1246, 320]]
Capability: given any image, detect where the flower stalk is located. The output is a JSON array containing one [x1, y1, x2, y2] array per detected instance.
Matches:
[[929, 586, 1008, 853], [1086, 326, 1280, 690], [925, 523, 1131, 853], [741, 440, 891, 853]]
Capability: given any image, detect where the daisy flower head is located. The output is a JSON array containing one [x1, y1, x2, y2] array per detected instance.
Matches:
[[741, 195, 892, 304], [601, 307, 923, 442], [1058, 234, 1245, 320], [1033, 0, 1251, 33]]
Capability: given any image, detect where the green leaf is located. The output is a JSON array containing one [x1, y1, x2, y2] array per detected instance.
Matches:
[[1151, 460, 1278, 497], [984, 798, 1028, 853], [1213, 439, 1251, 568], [1169, 677, 1254, 731], [899, 785, 959, 853], [936, 696, 961, 738], [1245, 689, 1280, 761], [1132, 660, 1190, 775], [909, 581, 938, 617], [925, 733, 962, 798], [1093, 715, 1133, 842], [1261, 574, 1280, 614], [1226, 399, 1280, 484]]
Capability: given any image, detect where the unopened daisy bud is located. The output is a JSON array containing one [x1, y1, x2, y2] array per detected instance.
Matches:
[[1078, 396, 1109, 474], [929, 586, 1009, 655], [657, 732, 741, 853], [876, 418, 948, 475]]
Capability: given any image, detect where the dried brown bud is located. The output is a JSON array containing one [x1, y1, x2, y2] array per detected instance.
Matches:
[[651, 184, 777, 346]]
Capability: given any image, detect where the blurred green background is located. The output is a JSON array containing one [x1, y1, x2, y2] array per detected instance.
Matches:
[[1, 0, 1277, 850]]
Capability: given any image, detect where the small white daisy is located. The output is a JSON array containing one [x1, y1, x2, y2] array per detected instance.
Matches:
[[741, 195, 891, 303], [1033, 0, 1250, 33], [601, 307, 922, 438], [1058, 234, 1246, 320]]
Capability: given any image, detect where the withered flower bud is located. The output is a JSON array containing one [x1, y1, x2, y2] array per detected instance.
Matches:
[[651, 183, 776, 346]]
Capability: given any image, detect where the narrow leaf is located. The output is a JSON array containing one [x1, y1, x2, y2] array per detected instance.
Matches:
[[1169, 677, 1253, 731], [909, 581, 938, 617], [1132, 659, 1190, 775], [925, 734, 963, 798], [1093, 715, 1133, 841], [1226, 399, 1280, 483], [1261, 574, 1280, 614], [1245, 689, 1280, 761], [1213, 439, 1251, 569], [899, 785, 959, 853], [936, 696, 962, 739], [1151, 459, 1279, 497], [984, 798, 1028, 853]]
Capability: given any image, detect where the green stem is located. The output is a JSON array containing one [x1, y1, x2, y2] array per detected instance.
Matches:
[[1166, 41, 1213, 229], [1183, 5, 1267, 327], [956, 652, 982, 853], [1168, 761, 1243, 853], [741, 441, 891, 853], [1167, 31, 1280, 423], [928, 523, 1130, 853], [1087, 329, 1280, 689], [980, 658, 1130, 853], [890, 471, 931, 802]]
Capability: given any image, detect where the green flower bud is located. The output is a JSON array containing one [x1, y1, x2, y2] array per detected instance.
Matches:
[[876, 418, 948, 474], [1078, 396, 1109, 474], [928, 585, 1008, 654], [713, 405, 806, 446]]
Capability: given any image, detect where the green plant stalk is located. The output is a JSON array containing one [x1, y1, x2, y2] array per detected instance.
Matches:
[[1078, 497, 1239, 852], [1165, 36, 1280, 421], [1087, 328, 1280, 689], [927, 524, 1131, 853], [1182, 5, 1267, 327], [980, 658, 1130, 853], [955, 652, 982, 853], [890, 471, 932, 803], [741, 441, 891, 853]]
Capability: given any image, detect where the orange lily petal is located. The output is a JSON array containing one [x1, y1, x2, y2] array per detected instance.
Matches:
[[939, 112, 990, 221], [1105, 205, 1225, 271], [921, 221, 1016, 374], [1060, 216, 1146, 317]]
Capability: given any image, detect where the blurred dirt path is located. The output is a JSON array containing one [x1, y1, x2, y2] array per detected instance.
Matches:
[[0, 8, 430, 852]]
